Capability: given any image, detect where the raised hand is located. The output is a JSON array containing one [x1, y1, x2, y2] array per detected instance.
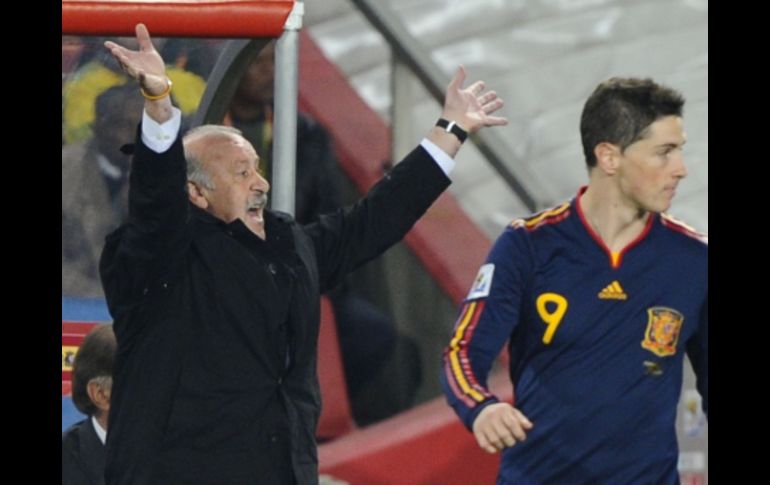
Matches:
[[427, 66, 508, 157], [441, 66, 508, 134], [104, 23, 168, 96]]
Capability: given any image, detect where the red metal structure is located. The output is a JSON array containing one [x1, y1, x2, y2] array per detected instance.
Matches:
[[62, 0, 293, 37]]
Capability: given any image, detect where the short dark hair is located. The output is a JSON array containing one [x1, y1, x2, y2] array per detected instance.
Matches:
[[94, 83, 143, 123], [71, 324, 116, 416], [580, 77, 685, 168]]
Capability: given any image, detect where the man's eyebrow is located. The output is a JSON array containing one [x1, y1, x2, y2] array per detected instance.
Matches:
[[656, 140, 687, 149]]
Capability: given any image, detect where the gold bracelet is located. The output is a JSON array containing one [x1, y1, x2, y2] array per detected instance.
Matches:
[[140, 79, 173, 101]]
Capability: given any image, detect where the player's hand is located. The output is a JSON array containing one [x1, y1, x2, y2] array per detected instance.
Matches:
[[472, 402, 533, 453]]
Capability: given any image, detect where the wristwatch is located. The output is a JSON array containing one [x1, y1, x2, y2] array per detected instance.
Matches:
[[436, 118, 468, 143]]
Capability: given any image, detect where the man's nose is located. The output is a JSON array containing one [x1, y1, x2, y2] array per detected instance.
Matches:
[[672, 150, 687, 179], [672, 151, 688, 179], [252, 172, 270, 193]]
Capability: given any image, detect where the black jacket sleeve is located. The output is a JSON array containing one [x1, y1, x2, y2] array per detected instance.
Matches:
[[306, 144, 450, 293], [99, 128, 190, 325]]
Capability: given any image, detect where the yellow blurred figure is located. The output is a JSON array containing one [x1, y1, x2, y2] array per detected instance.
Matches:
[[63, 60, 206, 144]]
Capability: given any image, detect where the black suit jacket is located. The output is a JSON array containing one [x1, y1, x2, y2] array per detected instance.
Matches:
[[100, 128, 450, 485], [62, 418, 106, 485]]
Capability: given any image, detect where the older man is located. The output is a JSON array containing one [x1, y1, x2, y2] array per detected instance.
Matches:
[[62, 324, 117, 485], [100, 24, 507, 485]]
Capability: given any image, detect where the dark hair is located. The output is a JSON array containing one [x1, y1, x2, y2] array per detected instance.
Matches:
[[580, 77, 685, 167], [94, 83, 143, 122], [71, 324, 117, 416]]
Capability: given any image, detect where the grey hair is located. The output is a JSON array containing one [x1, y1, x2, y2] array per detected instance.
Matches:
[[183, 125, 245, 190], [89, 375, 113, 391]]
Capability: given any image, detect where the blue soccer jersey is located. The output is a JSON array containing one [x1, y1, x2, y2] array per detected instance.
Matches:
[[441, 189, 708, 484]]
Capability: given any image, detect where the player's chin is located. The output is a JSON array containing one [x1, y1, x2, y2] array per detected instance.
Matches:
[[648, 195, 673, 214], [659, 198, 674, 213]]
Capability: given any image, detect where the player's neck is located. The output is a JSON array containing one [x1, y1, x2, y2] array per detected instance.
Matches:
[[580, 183, 649, 253]]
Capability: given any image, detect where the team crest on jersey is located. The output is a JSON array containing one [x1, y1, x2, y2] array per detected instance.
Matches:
[[467, 264, 495, 300], [641, 307, 684, 357]]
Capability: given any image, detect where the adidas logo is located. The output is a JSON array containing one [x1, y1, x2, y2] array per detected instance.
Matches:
[[598, 280, 628, 300]]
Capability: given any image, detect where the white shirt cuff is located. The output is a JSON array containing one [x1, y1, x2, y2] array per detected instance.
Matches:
[[420, 138, 456, 176], [141, 107, 182, 153]]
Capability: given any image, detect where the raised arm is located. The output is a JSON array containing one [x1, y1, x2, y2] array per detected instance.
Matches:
[[99, 24, 189, 320], [309, 67, 508, 291], [104, 24, 173, 124]]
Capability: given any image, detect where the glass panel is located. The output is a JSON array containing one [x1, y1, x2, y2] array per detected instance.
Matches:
[[62, 36, 226, 298]]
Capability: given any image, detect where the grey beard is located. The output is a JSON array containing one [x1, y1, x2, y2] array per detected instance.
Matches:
[[249, 193, 268, 210]]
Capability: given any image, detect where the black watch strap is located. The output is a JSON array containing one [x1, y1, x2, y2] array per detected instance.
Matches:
[[436, 118, 468, 143]]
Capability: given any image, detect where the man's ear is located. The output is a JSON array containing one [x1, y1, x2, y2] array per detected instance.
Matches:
[[594, 142, 621, 175], [187, 181, 209, 210], [87, 379, 111, 413]]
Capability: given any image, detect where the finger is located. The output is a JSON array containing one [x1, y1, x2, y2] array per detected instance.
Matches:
[[481, 439, 498, 454], [482, 98, 505, 115], [104, 43, 129, 64], [484, 427, 507, 451], [109, 51, 133, 74], [513, 408, 534, 430], [447, 65, 467, 92], [475, 430, 498, 454], [502, 413, 528, 442], [112, 51, 142, 79], [467, 80, 485, 96], [135, 23, 154, 52], [492, 419, 517, 447], [477, 91, 498, 106], [491, 415, 516, 446], [483, 115, 508, 127]]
